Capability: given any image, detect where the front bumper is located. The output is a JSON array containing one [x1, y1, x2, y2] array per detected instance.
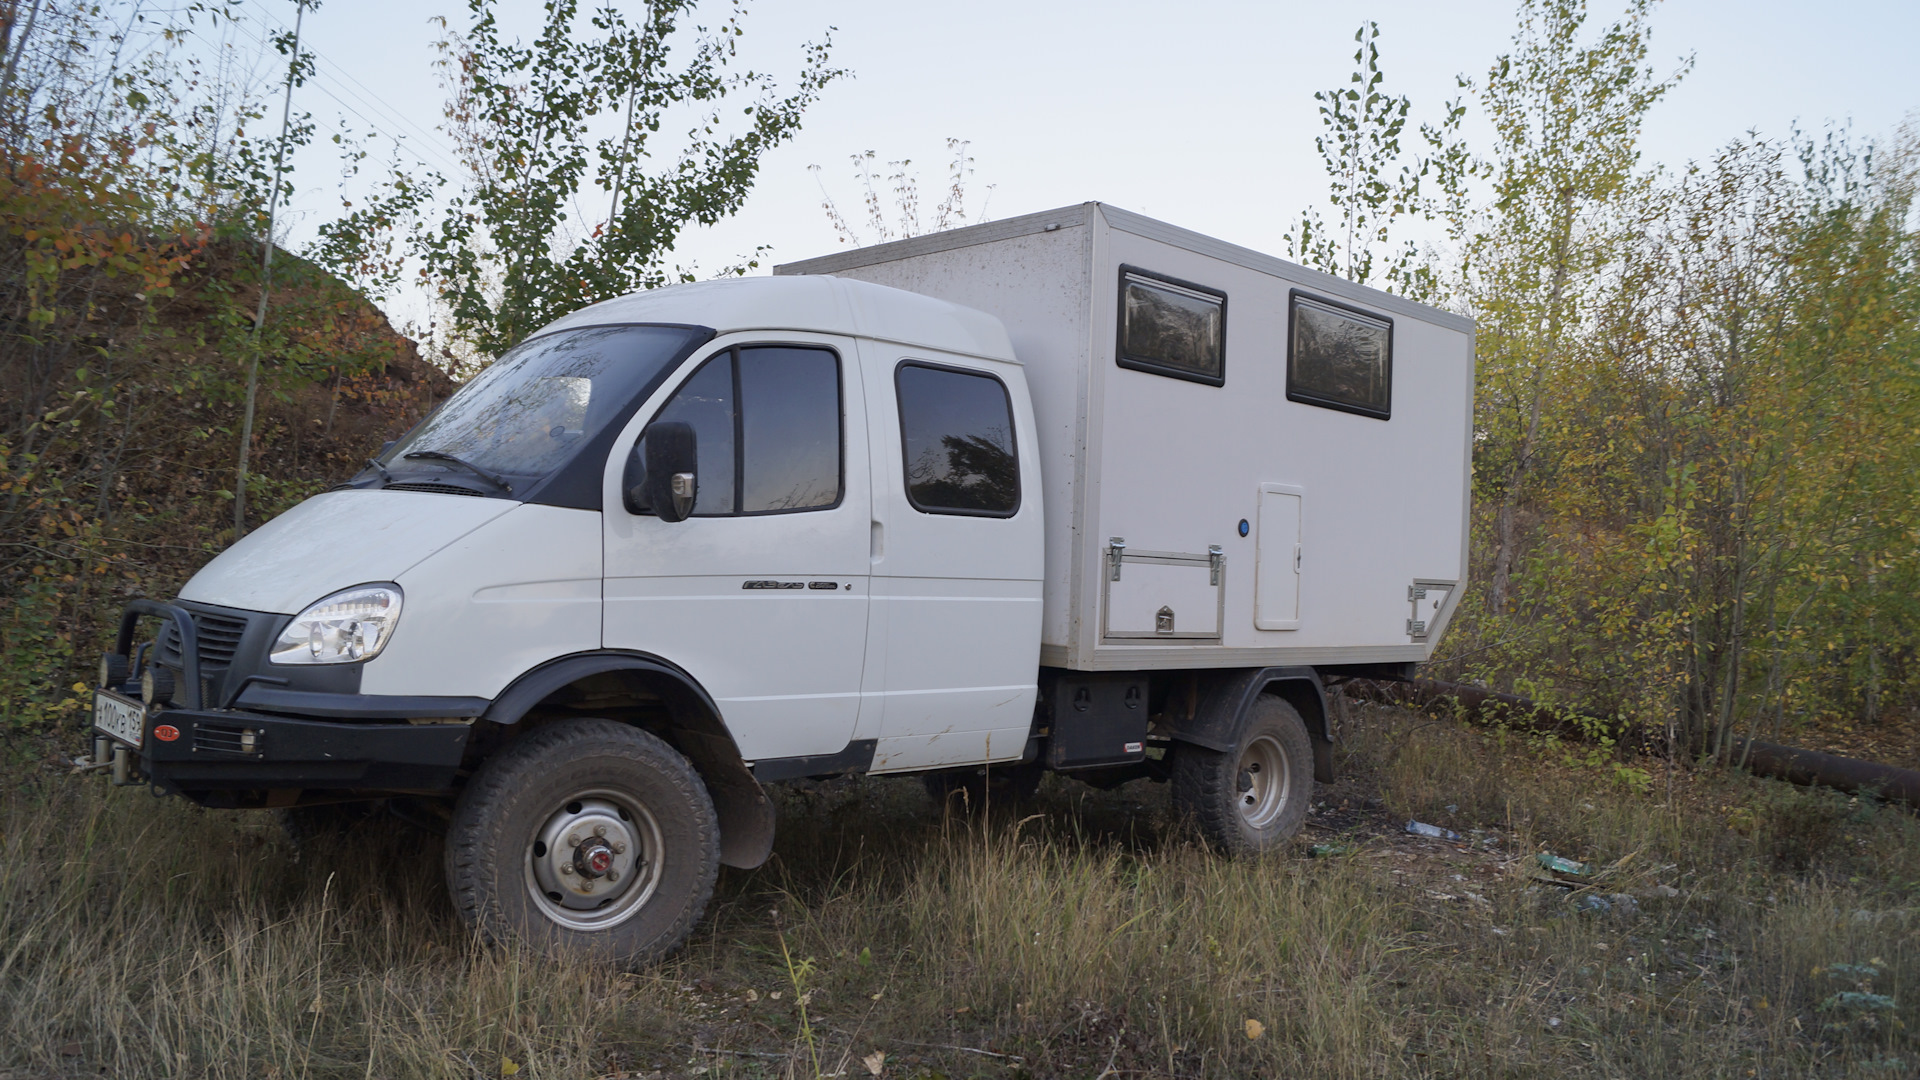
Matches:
[[103, 599, 487, 806], [140, 707, 471, 795]]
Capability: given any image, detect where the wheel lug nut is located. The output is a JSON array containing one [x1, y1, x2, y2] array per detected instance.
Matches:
[[606, 870, 619, 883], [611, 841, 625, 854], [561, 864, 574, 875], [567, 833, 581, 848], [580, 879, 594, 892], [593, 825, 606, 837]]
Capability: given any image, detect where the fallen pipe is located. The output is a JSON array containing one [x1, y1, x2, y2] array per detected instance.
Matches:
[[1732, 738, 1920, 808], [1340, 676, 1920, 809]]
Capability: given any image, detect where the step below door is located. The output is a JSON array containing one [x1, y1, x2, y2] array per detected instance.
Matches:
[[1101, 541, 1223, 642]]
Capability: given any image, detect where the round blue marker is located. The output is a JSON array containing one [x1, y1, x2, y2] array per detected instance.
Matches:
[[1238, 519, 1250, 537]]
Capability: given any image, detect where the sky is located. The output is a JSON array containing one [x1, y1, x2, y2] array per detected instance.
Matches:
[[247, 0, 1920, 332]]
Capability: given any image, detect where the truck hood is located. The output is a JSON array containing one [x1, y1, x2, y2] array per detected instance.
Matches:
[[179, 489, 520, 615]]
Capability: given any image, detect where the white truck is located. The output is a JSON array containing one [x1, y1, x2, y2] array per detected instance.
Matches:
[[90, 203, 1473, 962]]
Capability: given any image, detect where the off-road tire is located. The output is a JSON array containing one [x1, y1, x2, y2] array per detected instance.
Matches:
[[923, 761, 1044, 813], [445, 719, 719, 965], [1171, 694, 1313, 856]]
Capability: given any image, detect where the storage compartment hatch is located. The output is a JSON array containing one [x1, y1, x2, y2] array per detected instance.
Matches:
[[1255, 484, 1303, 630], [1101, 539, 1223, 642]]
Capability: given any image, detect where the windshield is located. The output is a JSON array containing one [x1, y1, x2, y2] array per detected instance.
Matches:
[[380, 324, 706, 492]]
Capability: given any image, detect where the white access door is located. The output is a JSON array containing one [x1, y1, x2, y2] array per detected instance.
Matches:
[[602, 336, 871, 764], [859, 345, 1045, 772], [1254, 484, 1303, 631]]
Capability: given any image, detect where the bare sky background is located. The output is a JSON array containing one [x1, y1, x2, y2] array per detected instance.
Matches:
[[255, 0, 1918, 332]]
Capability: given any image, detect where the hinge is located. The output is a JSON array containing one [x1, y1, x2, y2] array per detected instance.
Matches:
[[1407, 585, 1428, 602], [1108, 537, 1126, 581], [1407, 618, 1428, 638], [1208, 545, 1224, 586]]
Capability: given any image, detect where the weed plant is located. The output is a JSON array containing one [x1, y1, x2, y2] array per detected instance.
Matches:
[[2, 705, 1915, 1078]]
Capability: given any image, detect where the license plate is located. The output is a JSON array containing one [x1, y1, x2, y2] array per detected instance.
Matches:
[[93, 690, 146, 749]]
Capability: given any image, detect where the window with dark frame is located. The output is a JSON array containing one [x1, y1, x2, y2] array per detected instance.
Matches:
[[1116, 266, 1226, 386], [1286, 291, 1393, 419], [894, 362, 1020, 517], [628, 345, 843, 515]]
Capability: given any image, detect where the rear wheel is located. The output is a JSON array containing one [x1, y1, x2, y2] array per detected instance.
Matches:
[[445, 719, 718, 964], [1172, 694, 1313, 855]]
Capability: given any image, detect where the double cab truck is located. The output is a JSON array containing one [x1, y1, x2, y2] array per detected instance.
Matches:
[[91, 204, 1474, 962]]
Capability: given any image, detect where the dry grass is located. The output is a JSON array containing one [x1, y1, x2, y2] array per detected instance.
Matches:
[[2, 706, 1917, 1079]]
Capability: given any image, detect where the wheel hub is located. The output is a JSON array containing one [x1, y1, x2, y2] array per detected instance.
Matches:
[[575, 837, 616, 878], [527, 793, 662, 929], [1235, 734, 1291, 830]]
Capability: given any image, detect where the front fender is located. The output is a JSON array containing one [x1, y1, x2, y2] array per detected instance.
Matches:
[[483, 651, 775, 870]]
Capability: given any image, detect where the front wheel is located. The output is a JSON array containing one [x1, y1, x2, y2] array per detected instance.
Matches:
[[445, 719, 719, 964], [1171, 694, 1313, 856]]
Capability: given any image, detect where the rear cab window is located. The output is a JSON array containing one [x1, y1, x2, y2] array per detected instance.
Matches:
[[894, 361, 1020, 516]]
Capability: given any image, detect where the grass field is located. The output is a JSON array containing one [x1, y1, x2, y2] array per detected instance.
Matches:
[[2, 704, 1916, 1079]]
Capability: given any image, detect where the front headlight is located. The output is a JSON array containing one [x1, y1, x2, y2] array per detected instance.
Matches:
[[270, 584, 403, 665]]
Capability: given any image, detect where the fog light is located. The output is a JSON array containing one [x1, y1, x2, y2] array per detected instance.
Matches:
[[99, 652, 130, 690], [140, 665, 175, 707]]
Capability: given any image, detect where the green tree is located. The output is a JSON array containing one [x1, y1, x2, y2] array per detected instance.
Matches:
[[1461, 0, 1688, 616], [1284, 22, 1468, 301], [417, 0, 843, 359]]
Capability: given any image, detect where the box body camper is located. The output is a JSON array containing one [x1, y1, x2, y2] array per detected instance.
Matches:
[[90, 204, 1474, 962], [776, 202, 1473, 673]]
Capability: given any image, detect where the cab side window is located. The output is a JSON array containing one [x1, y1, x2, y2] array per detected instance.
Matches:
[[895, 361, 1020, 516], [629, 345, 842, 516]]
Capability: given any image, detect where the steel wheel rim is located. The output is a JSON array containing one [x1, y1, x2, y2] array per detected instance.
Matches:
[[1236, 734, 1291, 830], [525, 787, 664, 931]]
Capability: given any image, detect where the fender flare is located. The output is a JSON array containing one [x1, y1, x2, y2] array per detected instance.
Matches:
[[483, 651, 775, 870], [1157, 666, 1336, 783]]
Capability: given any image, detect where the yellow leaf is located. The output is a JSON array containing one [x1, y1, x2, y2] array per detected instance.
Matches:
[[862, 1050, 886, 1076], [1244, 1018, 1265, 1040], [501, 1058, 520, 1076]]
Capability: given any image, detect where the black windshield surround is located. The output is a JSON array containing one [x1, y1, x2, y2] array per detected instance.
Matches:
[[349, 323, 714, 509]]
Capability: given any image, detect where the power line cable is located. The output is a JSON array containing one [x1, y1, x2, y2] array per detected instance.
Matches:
[[247, 1, 464, 167], [235, 3, 464, 174]]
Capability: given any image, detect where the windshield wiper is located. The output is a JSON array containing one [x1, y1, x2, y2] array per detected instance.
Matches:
[[403, 450, 515, 494], [365, 457, 394, 486]]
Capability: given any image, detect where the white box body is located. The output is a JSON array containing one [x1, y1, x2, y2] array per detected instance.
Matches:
[[778, 203, 1474, 672]]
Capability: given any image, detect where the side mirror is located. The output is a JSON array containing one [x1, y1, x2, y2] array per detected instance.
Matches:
[[640, 420, 697, 521]]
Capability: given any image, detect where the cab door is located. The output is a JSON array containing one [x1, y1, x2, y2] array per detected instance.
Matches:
[[859, 346, 1045, 772], [601, 336, 871, 764]]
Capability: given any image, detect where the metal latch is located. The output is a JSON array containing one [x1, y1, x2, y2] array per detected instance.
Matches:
[[1108, 537, 1126, 581], [1407, 619, 1428, 637], [1155, 606, 1175, 633], [1208, 545, 1224, 586], [1407, 585, 1428, 602]]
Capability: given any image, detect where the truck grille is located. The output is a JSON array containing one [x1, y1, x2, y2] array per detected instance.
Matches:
[[157, 611, 249, 671]]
